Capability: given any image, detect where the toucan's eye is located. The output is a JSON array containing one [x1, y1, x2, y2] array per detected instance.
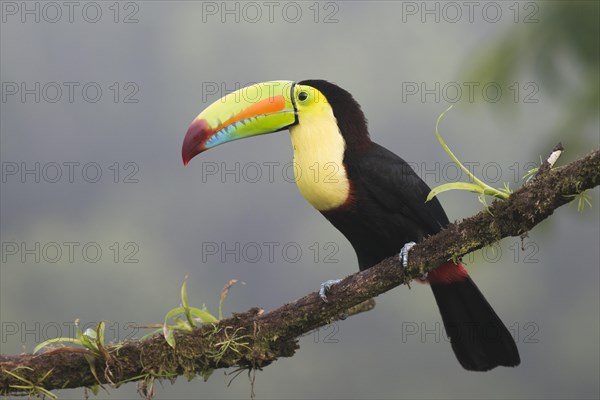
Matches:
[[298, 91, 309, 102]]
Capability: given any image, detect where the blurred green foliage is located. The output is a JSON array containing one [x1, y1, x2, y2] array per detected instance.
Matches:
[[467, 1, 599, 147]]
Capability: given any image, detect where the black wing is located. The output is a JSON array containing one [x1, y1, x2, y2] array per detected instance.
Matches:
[[350, 142, 449, 236], [322, 142, 450, 270]]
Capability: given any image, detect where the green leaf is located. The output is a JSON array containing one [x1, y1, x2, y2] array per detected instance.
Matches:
[[89, 384, 100, 396], [163, 326, 176, 348], [566, 190, 593, 212], [435, 107, 507, 198], [188, 307, 218, 324], [159, 276, 219, 348], [201, 368, 215, 382], [428, 106, 510, 202], [427, 182, 484, 202], [172, 316, 193, 331], [139, 328, 162, 341], [33, 337, 81, 354], [74, 319, 83, 340], [164, 306, 186, 325], [83, 328, 97, 340], [180, 276, 198, 328], [96, 321, 105, 347], [79, 329, 97, 352], [85, 353, 102, 385], [181, 275, 190, 310]]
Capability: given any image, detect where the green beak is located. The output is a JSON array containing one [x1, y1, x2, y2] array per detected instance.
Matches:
[[182, 80, 298, 165]]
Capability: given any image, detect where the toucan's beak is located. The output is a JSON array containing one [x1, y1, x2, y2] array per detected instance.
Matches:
[[183, 80, 298, 166]]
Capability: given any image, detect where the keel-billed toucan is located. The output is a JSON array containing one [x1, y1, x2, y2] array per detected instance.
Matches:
[[182, 80, 520, 371]]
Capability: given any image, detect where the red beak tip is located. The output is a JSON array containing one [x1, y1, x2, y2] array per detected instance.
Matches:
[[182, 119, 211, 166]]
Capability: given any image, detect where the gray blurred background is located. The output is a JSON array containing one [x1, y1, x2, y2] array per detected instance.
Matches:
[[1, 1, 598, 399]]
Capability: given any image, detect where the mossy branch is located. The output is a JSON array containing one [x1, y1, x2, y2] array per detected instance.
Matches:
[[1, 147, 598, 398]]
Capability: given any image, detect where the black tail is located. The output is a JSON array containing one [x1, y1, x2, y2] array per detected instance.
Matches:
[[430, 277, 520, 371]]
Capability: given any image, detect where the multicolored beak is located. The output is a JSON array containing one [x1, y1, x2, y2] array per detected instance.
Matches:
[[182, 80, 298, 166]]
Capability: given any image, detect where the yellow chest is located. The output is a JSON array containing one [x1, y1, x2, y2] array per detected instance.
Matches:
[[289, 114, 350, 211]]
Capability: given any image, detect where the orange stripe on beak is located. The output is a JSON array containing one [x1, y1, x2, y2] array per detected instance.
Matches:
[[213, 95, 286, 133]]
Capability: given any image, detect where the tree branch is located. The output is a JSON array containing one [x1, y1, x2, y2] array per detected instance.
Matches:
[[1, 147, 598, 397]]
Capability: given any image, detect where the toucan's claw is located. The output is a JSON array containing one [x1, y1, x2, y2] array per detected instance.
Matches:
[[399, 241, 416, 269], [319, 279, 342, 303]]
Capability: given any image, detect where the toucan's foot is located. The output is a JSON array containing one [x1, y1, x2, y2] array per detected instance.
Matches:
[[319, 279, 342, 303], [399, 241, 416, 269]]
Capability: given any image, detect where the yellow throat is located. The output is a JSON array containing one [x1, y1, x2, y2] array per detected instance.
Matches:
[[289, 106, 351, 211]]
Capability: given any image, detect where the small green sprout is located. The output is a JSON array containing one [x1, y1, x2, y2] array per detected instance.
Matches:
[[137, 277, 244, 348], [33, 319, 106, 356], [566, 190, 593, 212], [4, 367, 57, 399], [427, 106, 512, 205], [522, 157, 541, 183], [162, 276, 219, 348]]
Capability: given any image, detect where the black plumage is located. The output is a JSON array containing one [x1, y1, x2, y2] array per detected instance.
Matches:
[[300, 79, 520, 371]]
